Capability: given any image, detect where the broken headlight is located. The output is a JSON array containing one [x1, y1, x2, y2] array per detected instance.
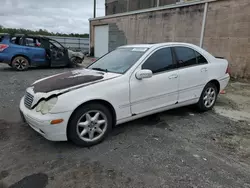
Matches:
[[36, 97, 58, 115]]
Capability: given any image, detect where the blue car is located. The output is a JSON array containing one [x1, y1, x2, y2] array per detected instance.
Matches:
[[0, 34, 84, 71]]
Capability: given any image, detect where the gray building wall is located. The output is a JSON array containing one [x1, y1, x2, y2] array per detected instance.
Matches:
[[91, 0, 250, 79], [105, 0, 179, 15], [108, 23, 127, 51]]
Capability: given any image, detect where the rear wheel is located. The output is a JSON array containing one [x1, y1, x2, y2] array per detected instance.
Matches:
[[197, 83, 218, 112], [68, 103, 113, 147], [12, 56, 29, 71]]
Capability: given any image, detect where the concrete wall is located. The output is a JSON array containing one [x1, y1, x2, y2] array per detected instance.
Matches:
[[91, 0, 250, 78], [105, 0, 179, 15], [203, 0, 250, 78]]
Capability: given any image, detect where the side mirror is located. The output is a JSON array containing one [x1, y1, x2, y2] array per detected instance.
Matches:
[[135, 69, 153, 80]]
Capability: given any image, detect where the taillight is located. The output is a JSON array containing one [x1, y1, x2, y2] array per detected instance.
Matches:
[[0, 44, 9, 52], [226, 64, 230, 74]]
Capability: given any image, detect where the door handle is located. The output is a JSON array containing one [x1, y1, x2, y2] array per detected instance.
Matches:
[[169, 74, 178, 79], [201, 67, 208, 72]]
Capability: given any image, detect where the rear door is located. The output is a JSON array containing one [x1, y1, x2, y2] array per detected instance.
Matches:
[[173, 46, 209, 103], [22, 37, 47, 65]]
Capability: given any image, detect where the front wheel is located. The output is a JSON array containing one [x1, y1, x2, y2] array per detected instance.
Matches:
[[197, 83, 218, 112], [68, 103, 113, 147], [69, 57, 83, 67]]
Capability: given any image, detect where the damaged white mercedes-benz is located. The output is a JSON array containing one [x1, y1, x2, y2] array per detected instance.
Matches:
[[20, 42, 230, 146]]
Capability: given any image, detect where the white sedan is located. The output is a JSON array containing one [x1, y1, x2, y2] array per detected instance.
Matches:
[[20, 42, 230, 146]]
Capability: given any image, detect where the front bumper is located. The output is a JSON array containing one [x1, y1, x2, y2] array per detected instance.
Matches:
[[19, 97, 72, 141]]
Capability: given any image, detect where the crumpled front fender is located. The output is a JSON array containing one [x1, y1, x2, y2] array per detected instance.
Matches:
[[68, 49, 84, 59]]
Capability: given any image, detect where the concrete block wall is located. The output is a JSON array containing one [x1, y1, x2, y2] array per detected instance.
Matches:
[[91, 0, 250, 78], [109, 23, 127, 51], [203, 0, 250, 78], [105, 0, 179, 15]]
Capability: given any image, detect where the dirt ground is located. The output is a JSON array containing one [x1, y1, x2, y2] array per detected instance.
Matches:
[[0, 61, 250, 188]]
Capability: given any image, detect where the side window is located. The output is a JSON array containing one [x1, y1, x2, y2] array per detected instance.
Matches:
[[174, 47, 197, 68], [196, 51, 208, 64], [25, 38, 36, 47], [10, 37, 21, 45], [142, 47, 174, 74], [0, 36, 3, 42]]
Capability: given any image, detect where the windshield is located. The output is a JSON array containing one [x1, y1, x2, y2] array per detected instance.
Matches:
[[88, 48, 147, 74]]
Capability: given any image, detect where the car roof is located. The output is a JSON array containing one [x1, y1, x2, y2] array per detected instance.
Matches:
[[119, 42, 214, 61], [119, 42, 200, 49], [16, 34, 49, 39], [0, 33, 49, 39], [0, 33, 10, 36], [119, 44, 154, 48]]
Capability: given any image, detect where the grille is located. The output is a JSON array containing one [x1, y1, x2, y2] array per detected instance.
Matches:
[[24, 92, 34, 109]]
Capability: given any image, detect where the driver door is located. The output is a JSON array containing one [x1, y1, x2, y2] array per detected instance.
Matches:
[[130, 47, 179, 114], [49, 39, 69, 67]]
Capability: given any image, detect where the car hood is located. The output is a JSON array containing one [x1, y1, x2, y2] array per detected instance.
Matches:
[[31, 69, 121, 95]]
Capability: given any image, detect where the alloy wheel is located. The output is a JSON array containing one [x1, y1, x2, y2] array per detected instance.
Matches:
[[14, 58, 28, 70], [203, 87, 216, 108], [76, 110, 108, 142]]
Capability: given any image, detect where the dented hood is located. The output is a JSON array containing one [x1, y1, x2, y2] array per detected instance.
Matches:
[[32, 69, 121, 94]]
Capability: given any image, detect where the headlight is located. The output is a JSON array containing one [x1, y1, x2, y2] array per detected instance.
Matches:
[[36, 100, 45, 112], [36, 97, 58, 115]]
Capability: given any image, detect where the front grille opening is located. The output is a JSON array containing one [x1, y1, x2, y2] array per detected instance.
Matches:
[[24, 92, 34, 109]]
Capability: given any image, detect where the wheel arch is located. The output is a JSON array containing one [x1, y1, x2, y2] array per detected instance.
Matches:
[[11, 54, 31, 65], [67, 99, 117, 138], [207, 79, 220, 93]]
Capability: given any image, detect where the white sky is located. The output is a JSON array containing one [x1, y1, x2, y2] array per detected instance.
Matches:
[[0, 0, 105, 34]]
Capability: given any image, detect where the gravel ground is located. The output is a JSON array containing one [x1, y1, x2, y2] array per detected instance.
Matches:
[[0, 62, 250, 188]]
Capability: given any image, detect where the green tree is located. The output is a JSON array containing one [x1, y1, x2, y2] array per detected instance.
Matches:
[[0, 27, 89, 38]]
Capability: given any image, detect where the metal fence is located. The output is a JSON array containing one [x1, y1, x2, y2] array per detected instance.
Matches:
[[47, 36, 89, 52]]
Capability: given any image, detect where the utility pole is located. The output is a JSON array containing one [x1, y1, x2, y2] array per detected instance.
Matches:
[[94, 0, 96, 18], [157, 0, 160, 7]]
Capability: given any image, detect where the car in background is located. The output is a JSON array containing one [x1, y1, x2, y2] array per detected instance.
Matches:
[[20, 42, 230, 146], [0, 34, 84, 71]]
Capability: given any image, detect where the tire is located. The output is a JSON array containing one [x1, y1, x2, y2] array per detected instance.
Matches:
[[68, 57, 83, 68], [197, 82, 218, 112], [11, 56, 29, 71], [68, 103, 113, 147], [72, 57, 83, 64]]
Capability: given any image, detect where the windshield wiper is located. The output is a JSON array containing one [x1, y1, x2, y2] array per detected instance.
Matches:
[[91, 68, 109, 72]]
